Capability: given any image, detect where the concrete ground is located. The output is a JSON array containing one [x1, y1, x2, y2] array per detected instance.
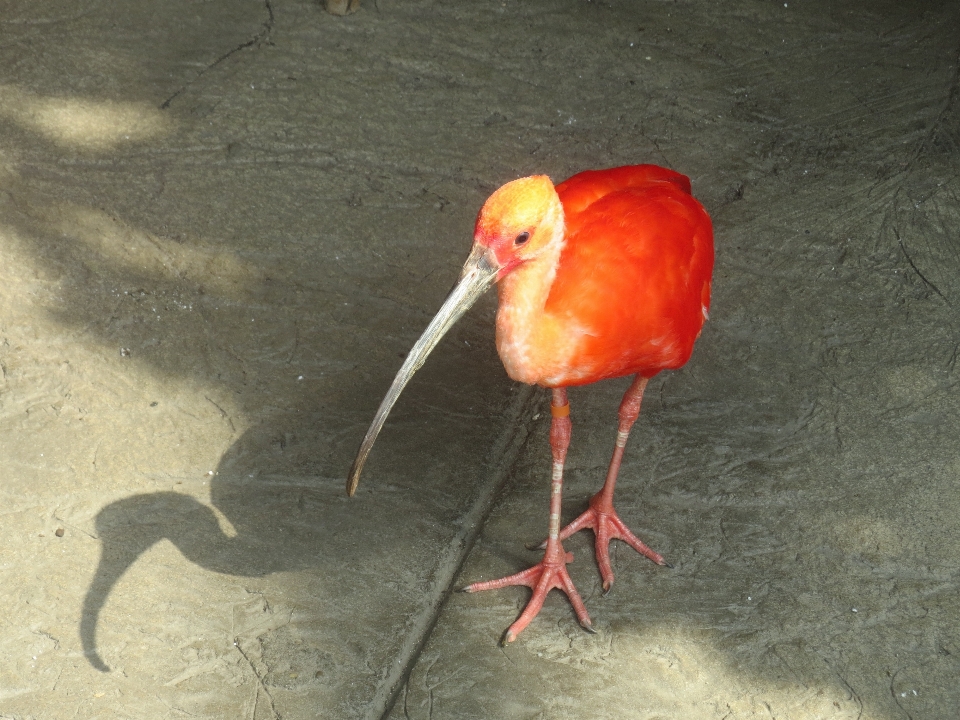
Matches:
[[2, 1, 959, 718]]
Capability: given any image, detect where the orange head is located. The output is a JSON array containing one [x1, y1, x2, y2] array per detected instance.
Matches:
[[473, 175, 565, 278]]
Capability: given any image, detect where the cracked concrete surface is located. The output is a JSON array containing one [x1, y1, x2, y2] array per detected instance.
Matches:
[[2, 1, 959, 718]]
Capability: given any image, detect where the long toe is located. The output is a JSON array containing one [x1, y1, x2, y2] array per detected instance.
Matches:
[[608, 512, 666, 565], [461, 564, 542, 593], [557, 504, 666, 588], [465, 548, 591, 642]]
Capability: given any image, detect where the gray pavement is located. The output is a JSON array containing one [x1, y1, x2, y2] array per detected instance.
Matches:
[[2, 1, 959, 719]]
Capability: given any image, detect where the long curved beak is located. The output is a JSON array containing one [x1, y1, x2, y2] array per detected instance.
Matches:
[[347, 244, 499, 496]]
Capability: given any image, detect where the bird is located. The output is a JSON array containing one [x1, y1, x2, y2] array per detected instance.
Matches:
[[347, 164, 714, 643]]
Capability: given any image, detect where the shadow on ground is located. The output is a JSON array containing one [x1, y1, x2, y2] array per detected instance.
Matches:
[[2, 1, 959, 719]]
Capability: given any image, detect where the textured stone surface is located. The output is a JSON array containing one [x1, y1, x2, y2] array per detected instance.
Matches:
[[1, 1, 958, 718]]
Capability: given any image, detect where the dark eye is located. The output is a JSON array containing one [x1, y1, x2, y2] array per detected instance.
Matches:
[[514, 231, 530, 246]]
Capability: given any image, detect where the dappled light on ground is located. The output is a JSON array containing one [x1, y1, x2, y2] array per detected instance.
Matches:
[[0, 84, 172, 150]]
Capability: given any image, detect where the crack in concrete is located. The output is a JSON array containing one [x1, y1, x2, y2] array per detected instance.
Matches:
[[160, 0, 275, 110], [915, 31, 960, 161], [362, 383, 542, 720], [234, 635, 280, 720], [895, 226, 948, 303]]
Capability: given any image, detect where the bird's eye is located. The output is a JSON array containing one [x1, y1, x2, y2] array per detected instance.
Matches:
[[514, 231, 530, 246]]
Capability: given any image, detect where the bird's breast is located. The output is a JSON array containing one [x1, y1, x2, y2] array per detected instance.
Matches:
[[496, 306, 593, 387]]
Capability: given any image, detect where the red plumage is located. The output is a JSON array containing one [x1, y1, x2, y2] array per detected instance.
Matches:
[[549, 165, 713, 383], [349, 164, 714, 644]]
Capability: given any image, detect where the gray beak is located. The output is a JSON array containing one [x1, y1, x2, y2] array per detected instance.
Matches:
[[347, 244, 499, 496]]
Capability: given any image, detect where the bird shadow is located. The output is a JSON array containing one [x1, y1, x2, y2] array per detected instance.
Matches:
[[80, 423, 358, 672]]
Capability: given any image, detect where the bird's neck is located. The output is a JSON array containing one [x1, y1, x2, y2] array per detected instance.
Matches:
[[495, 209, 566, 384]]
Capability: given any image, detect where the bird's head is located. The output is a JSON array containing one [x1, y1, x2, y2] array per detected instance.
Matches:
[[346, 174, 563, 496], [472, 175, 565, 279]]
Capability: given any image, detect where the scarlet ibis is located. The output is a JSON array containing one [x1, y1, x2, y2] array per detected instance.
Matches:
[[348, 164, 714, 642]]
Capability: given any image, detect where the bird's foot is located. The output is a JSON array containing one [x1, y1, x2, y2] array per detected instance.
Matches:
[[462, 545, 593, 643], [557, 494, 668, 592]]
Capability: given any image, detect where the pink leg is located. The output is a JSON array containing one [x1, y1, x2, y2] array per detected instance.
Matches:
[[558, 375, 668, 592], [463, 388, 593, 643]]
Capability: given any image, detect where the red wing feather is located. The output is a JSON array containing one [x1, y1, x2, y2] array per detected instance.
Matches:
[[549, 167, 713, 382]]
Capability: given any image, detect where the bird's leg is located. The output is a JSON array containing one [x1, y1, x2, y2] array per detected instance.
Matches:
[[557, 374, 668, 592], [462, 388, 593, 643]]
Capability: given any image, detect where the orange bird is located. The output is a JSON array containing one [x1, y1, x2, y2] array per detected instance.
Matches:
[[348, 164, 714, 642]]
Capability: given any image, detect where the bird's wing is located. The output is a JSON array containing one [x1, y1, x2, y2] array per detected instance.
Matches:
[[545, 183, 713, 382]]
